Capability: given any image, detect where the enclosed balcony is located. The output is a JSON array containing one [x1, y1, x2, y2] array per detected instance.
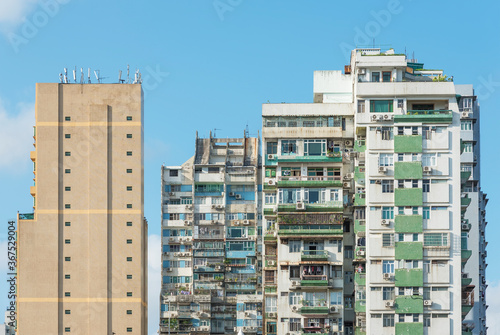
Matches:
[[354, 193, 366, 206], [276, 176, 342, 188], [395, 295, 423, 314], [395, 188, 423, 207], [394, 269, 423, 287], [277, 201, 343, 213], [394, 135, 423, 153], [394, 110, 453, 124], [395, 323, 423, 335], [301, 250, 329, 261]]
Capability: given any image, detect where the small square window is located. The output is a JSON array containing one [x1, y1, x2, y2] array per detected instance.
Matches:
[[127, 186, 132, 191], [65, 222, 71, 227], [65, 204, 71, 209], [65, 187, 71, 191], [65, 257, 71, 261], [126, 116, 132, 121], [127, 310, 132, 315], [65, 169, 71, 174], [127, 204, 132, 209], [126, 222, 132, 227], [127, 292, 132, 297], [127, 239, 132, 244], [65, 274, 70, 279], [65, 310, 71, 314], [65, 152, 71, 156], [65, 327, 71, 332], [127, 257, 132, 261], [65, 116, 71, 121], [65, 134, 71, 138], [127, 134, 132, 138], [127, 151, 132, 156], [127, 328, 132, 333], [127, 275, 133, 279], [127, 169, 132, 173], [65, 292, 71, 297], [65, 239, 70, 244]]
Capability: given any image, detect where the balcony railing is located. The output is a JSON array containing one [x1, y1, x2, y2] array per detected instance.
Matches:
[[276, 176, 342, 188], [301, 250, 328, 261]]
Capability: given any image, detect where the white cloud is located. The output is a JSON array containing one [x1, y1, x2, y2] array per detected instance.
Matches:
[[148, 234, 161, 335], [0, 100, 34, 173], [487, 281, 500, 331], [0, 0, 39, 29]]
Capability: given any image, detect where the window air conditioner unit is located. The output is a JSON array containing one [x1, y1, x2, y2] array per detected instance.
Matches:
[[461, 112, 469, 118], [378, 166, 387, 173], [356, 250, 365, 257], [462, 224, 469, 230], [269, 312, 277, 318], [211, 204, 216, 209], [184, 220, 192, 226], [296, 202, 306, 210], [383, 114, 391, 120], [375, 179, 382, 184], [291, 305, 299, 312], [359, 152, 365, 159], [186, 204, 193, 210], [343, 182, 351, 188], [169, 192, 175, 196], [372, 114, 378, 120], [292, 280, 300, 286], [169, 237, 175, 241], [345, 140, 352, 146], [344, 173, 353, 180], [268, 179, 276, 186], [216, 205, 224, 209], [381, 219, 389, 226], [383, 273, 391, 279], [234, 221, 240, 226], [385, 300, 394, 307], [423, 166, 432, 173], [243, 220, 250, 225], [268, 261, 276, 266], [227, 267, 232, 271], [267, 154, 276, 160], [234, 328, 238, 332], [235, 194, 242, 200], [167, 267, 172, 272], [359, 68, 366, 74], [245, 312, 251, 317], [173, 252, 180, 257], [424, 300, 432, 306], [329, 306, 338, 313], [229, 192, 235, 196]]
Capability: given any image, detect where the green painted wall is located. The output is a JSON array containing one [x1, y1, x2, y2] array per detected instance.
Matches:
[[395, 215, 423, 233], [395, 242, 423, 260], [395, 188, 423, 206], [394, 135, 422, 153], [395, 295, 423, 314], [395, 322, 424, 335], [395, 269, 423, 287], [394, 162, 423, 179]]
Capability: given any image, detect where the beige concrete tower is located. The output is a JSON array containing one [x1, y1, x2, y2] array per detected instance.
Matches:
[[17, 83, 148, 334]]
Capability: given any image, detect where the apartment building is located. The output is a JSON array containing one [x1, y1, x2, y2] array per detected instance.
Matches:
[[17, 83, 148, 335], [159, 133, 263, 335], [260, 48, 487, 335]]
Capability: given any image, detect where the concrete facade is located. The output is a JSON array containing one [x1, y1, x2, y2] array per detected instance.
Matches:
[[17, 83, 148, 335]]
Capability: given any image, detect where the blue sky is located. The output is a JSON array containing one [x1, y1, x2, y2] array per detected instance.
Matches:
[[1, 0, 499, 333]]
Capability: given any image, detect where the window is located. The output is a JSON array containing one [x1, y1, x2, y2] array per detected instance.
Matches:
[[372, 72, 380, 82], [289, 292, 302, 305], [65, 169, 71, 174], [379, 153, 393, 167], [382, 71, 391, 82], [265, 296, 277, 312], [127, 204, 132, 208], [289, 240, 301, 253], [383, 314, 394, 327], [65, 257, 71, 261], [424, 233, 448, 247], [127, 133, 133, 138], [423, 314, 431, 327], [127, 257, 132, 261], [397, 99, 404, 108], [65, 116, 71, 121], [127, 186, 132, 191], [383, 287, 394, 300], [65, 274, 70, 279], [127, 169, 132, 173], [289, 318, 301, 332], [290, 266, 300, 279], [422, 126, 431, 139], [65, 292, 71, 297], [382, 207, 394, 220], [127, 221, 132, 226], [127, 310, 132, 315], [304, 139, 326, 156], [65, 134, 71, 138], [65, 204, 71, 209], [126, 116, 132, 121], [344, 246, 353, 259], [382, 260, 394, 273], [127, 151, 132, 156], [65, 187, 71, 191], [382, 234, 394, 247], [127, 275, 132, 279], [267, 142, 278, 154], [381, 127, 393, 140], [423, 207, 430, 220], [65, 222, 71, 226], [127, 239, 132, 244], [65, 239, 70, 244], [357, 100, 365, 113], [65, 310, 71, 314], [265, 193, 276, 204], [370, 100, 393, 113], [127, 328, 132, 333], [422, 180, 430, 193], [65, 327, 71, 332], [382, 180, 394, 193], [461, 120, 473, 131], [127, 292, 132, 297], [281, 140, 297, 155], [463, 142, 473, 153], [422, 153, 437, 167], [65, 152, 71, 156]]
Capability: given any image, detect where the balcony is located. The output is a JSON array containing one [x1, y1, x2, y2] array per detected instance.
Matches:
[[461, 171, 472, 184], [354, 246, 366, 261], [354, 220, 366, 235], [395, 188, 423, 207], [395, 295, 423, 314], [461, 273, 472, 286], [354, 299, 366, 313], [354, 193, 365, 206], [394, 215, 422, 233], [395, 242, 423, 260], [394, 162, 422, 180], [394, 135, 423, 153], [300, 278, 329, 287], [299, 306, 329, 315], [354, 139, 366, 152], [461, 195, 472, 208], [394, 110, 453, 124], [278, 228, 343, 237], [354, 166, 365, 184], [277, 176, 342, 188], [461, 249, 472, 264], [461, 219, 471, 232], [277, 201, 343, 213], [354, 272, 366, 286], [462, 291, 474, 317], [277, 153, 342, 163], [264, 233, 277, 243], [395, 322, 423, 335], [394, 269, 423, 287], [301, 250, 328, 261]]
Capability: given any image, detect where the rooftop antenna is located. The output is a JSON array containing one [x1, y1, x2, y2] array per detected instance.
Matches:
[[133, 69, 142, 84], [64, 68, 68, 84], [80, 68, 84, 84], [73, 66, 76, 83], [88, 68, 91, 83], [59, 73, 63, 83], [127, 65, 130, 84], [118, 70, 124, 83], [94, 70, 100, 83], [213, 128, 222, 138], [245, 123, 250, 138]]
